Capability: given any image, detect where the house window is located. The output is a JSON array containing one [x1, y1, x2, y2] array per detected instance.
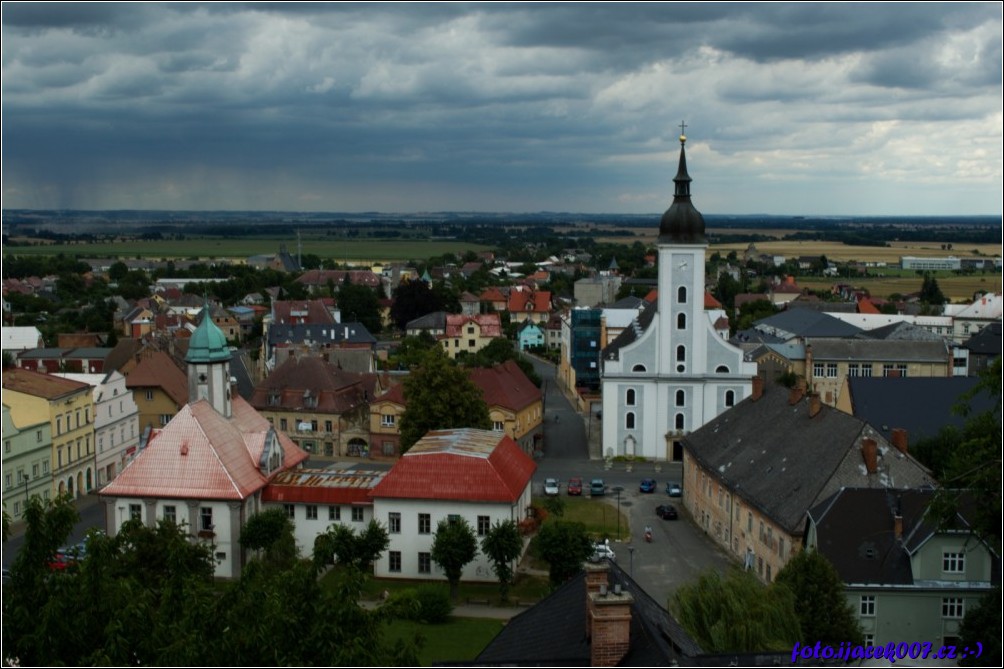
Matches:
[[477, 515, 490, 536], [675, 414, 684, 430], [747, 512, 752, 533], [42, 461, 49, 474], [351, 507, 364, 522], [725, 390, 735, 407], [625, 412, 635, 429], [325, 420, 333, 432], [448, 514, 460, 525], [5, 440, 10, 454], [942, 598, 964, 619], [677, 313, 686, 329], [164, 505, 177, 524], [678, 286, 687, 303], [419, 513, 431, 534], [329, 506, 341, 521], [381, 414, 395, 427], [4, 474, 10, 489], [389, 512, 401, 534], [675, 389, 685, 406], [813, 363, 825, 377], [864, 635, 874, 648], [284, 504, 295, 519], [159, 415, 171, 426], [897, 364, 908, 377], [36, 430, 42, 442], [129, 504, 142, 521], [382, 441, 395, 456], [860, 365, 873, 377], [145, 390, 154, 401], [860, 595, 875, 617], [826, 363, 838, 378], [389, 551, 401, 573], [418, 552, 432, 574], [200, 507, 213, 532], [493, 421, 505, 432], [468, 339, 475, 348], [626, 388, 636, 406], [943, 552, 965, 573], [56, 417, 62, 435], [280, 418, 288, 431], [848, 363, 860, 377], [306, 505, 318, 520], [778, 537, 785, 559], [882, 364, 895, 377], [32, 464, 38, 478]]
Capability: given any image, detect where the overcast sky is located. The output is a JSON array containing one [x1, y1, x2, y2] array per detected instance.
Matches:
[[2, 2, 1001, 216]]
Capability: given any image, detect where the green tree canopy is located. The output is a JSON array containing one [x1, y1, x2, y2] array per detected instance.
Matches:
[[398, 349, 491, 453], [536, 520, 594, 587], [337, 282, 383, 334], [312, 519, 389, 572], [390, 279, 444, 330], [480, 519, 524, 602], [774, 549, 863, 646], [431, 517, 479, 600], [239, 506, 298, 570], [672, 568, 801, 653]]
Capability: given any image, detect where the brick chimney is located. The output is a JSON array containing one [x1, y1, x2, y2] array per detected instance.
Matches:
[[751, 375, 764, 401], [861, 438, 878, 474], [789, 384, 805, 405], [890, 428, 908, 455], [808, 392, 822, 418], [893, 514, 903, 541], [589, 587, 634, 667]]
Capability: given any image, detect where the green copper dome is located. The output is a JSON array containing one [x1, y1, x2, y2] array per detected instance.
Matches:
[[186, 305, 231, 363]]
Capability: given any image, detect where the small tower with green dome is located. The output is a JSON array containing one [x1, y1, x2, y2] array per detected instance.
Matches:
[[186, 304, 233, 418]]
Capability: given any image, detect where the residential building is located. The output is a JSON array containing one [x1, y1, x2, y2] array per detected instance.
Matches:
[[250, 356, 382, 458], [266, 321, 377, 372], [682, 377, 935, 583], [806, 488, 998, 647], [405, 311, 448, 338], [947, 292, 1002, 345], [99, 306, 308, 579], [261, 298, 338, 366], [368, 382, 407, 458], [508, 288, 552, 325], [2, 404, 52, 517], [440, 313, 503, 359], [1, 326, 44, 358], [3, 368, 95, 498], [962, 321, 1001, 376], [601, 134, 756, 461], [295, 269, 381, 294], [370, 428, 535, 581], [574, 274, 622, 308], [56, 371, 140, 487], [517, 321, 545, 351], [124, 350, 188, 435]]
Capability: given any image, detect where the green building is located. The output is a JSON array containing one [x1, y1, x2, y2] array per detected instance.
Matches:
[[2, 403, 52, 518]]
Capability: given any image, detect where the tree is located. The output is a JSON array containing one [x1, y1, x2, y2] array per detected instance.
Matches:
[[774, 550, 863, 646], [390, 279, 443, 330], [672, 568, 801, 653], [959, 585, 1001, 667], [535, 520, 594, 587], [480, 519, 524, 602], [313, 519, 389, 571], [239, 507, 298, 570], [398, 349, 491, 453], [920, 272, 947, 306], [431, 517, 479, 600], [388, 332, 439, 370], [337, 282, 382, 334]]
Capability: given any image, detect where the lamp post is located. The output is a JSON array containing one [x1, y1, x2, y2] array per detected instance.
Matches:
[[628, 545, 635, 577], [612, 485, 624, 541]]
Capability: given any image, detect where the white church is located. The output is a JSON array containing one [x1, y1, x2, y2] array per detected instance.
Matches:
[[600, 131, 756, 461]]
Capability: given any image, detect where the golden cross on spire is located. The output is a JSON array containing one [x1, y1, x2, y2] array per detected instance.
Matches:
[[679, 120, 687, 143]]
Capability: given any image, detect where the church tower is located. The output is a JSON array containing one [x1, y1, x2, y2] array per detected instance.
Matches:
[[186, 304, 233, 418]]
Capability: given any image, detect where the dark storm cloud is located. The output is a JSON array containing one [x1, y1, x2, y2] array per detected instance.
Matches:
[[1, 2, 1000, 214]]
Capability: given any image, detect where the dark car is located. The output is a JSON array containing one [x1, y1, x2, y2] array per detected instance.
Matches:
[[666, 481, 682, 497], [639, 478, 656, 493], [656, 504, 678, 520], [567, 477, 583, 496]]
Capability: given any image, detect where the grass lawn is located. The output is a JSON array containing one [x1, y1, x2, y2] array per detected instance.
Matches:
[[320, 568, 551, 606], [558, 496, 631, 542], [383, 617, 505, 666]]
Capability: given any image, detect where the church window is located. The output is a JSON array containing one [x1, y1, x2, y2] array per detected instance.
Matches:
[[632, 364, 647, 373], [677, 313, 686, 329], [625, 412, 635, 429], [715, 365, 729, 373], [676, 345, 686, 362], [675, 390, 684, 407], [675, 414, 684, 430], [678, 286, 687, 303], [725, 390, 735, 407], [626, 389, 636, 406]]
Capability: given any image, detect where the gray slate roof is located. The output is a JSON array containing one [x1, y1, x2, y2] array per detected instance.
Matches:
[[683, 383, 935, 535], [964, 321, 1003, 356], [268, 321, 376, 347], [404, 310, 448, 331], [753, 309, 862, 340], [808, 337, 947, 362], [847, 376, 994, 443], [860, 321, 946, 342], [602, 300, 657, 360]]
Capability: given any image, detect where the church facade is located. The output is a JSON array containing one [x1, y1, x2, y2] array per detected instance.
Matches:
[[600, 132, 756, 461]]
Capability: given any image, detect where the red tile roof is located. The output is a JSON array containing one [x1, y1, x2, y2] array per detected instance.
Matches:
[[125, 351, 189, 406], [100, 398, 307, 501], [643, 289, 658, 304], [468, 360, 541, 412], [249, 356, 380, 413], [271, 300, 337, 325], [2, 368, 91, 400], [857, 298, 882, 314], [370, 429, 535, 503], [443, 313, 503, 338], [508, 289, 551, 314], [704, 291, 723, 309], [296, 269, 381, 289]]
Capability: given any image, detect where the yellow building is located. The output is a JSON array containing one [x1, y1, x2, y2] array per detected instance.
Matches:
[[3, 368, 96, 498], [439, 314, 503, 359]]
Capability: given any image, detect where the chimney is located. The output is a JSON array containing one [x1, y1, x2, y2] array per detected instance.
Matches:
[[808, 392, 822, 418], [893, 514, 903, 541], [789, 384, 804, 405], [890, 428, 908, 455], [862, 438, 878, 474], [751, 375, 764, 401], [589, 584, 634, 667]]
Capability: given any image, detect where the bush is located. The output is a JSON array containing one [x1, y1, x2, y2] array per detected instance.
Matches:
[[384, 588, 421, 620], [416, 584, 453, 623]]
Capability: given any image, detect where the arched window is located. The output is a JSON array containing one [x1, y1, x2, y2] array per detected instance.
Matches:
[[725, 390, 735, 407], [678, 286, 687, 303], [676, 345, 686, 362], [677, 313, 686, 329], [632, 364, 647, 373], [716, 365, 730, 374], [626, 388, 636, 406], [675, 389, 685, 406], [675, 413, 684, 430], [625, 412, 635, 429]]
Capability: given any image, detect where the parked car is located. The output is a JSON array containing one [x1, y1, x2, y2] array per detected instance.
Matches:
[[590, 479, 606, 496], [639, 478, 656, 493], [544, 477, 560, 496], [47, 543, 86, 571], [666, 481, 682, 497], [591, 540, 616, 561], [656, 504, 679, 520], [567, 477, 583, 496]]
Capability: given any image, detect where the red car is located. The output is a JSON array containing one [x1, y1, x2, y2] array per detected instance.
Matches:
[[567, 477, 583, 496]]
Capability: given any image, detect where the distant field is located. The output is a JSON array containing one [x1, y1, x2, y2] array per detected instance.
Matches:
[[797, 275, 1001, 302], [1, 238, 491, 262]]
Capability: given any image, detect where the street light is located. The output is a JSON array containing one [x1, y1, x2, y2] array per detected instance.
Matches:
[[628, 545, 635, 577], [612, 485, 624, 541]]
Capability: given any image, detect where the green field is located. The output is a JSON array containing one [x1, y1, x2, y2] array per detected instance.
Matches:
[[797, 274, 1002, 302], [382, 617, 506, 666], [3, 238, 491, 263]]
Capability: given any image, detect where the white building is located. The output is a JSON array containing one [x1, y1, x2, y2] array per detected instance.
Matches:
[[99, 305, 308, 578], [56, 371, 140, 487], [601, 133, 756, 461]]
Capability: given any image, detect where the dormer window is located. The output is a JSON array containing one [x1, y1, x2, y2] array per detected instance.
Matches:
[[268, 391, 281, 406]]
